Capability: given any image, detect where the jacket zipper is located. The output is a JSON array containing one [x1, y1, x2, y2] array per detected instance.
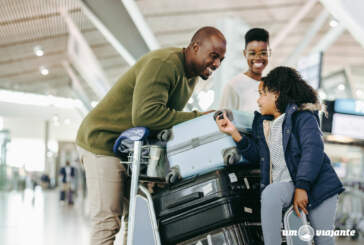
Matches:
[[262, 120, 272, 184]]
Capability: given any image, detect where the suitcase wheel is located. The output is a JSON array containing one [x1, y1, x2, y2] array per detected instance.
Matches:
[[223, 149, 240, 165], [166, 168, 179, 184], [157, 129, 171, 142]]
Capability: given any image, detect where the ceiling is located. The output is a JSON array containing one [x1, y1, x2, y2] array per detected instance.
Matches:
[[1, 0, 364, 106]]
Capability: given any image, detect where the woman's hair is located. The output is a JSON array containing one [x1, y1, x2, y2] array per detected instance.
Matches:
[[261, 66, 318, 113], [245, 28, 269, 47]]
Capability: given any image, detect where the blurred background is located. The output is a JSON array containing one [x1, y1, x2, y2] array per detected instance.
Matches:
[[1, 0, 364, 244]]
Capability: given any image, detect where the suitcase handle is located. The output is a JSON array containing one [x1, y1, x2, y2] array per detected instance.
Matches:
[[166, 192, 203, 209]]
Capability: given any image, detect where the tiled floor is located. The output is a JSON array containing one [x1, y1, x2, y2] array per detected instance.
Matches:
[[0, 188, 361, 245]]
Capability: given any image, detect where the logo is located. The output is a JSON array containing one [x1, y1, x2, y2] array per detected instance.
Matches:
[[298, 224, 315, 242]]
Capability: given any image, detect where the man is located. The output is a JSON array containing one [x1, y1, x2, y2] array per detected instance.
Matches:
[[76, 26, 226, 245], [219, 28, 270, 111], [59, 160, 76, 205]]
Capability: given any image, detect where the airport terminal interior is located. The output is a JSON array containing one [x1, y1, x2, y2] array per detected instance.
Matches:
[[1, 0, 364, 244]]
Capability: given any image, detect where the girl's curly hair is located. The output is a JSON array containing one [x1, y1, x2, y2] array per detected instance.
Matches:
[[261, 66, 318, 113]]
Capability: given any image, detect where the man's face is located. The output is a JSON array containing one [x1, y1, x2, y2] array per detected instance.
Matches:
[[244, 41, 269, 76], [190, 36, 226, 80]]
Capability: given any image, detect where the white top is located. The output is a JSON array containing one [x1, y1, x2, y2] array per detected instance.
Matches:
[[267, 114, 292, 183], [219, 73, 260, 112], [65, 166, 72, 183]]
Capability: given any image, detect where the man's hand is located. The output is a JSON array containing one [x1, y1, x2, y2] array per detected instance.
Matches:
[[202, 110, 216, 115], [215, 112, 242, 142], [293, 188, 309, 217]]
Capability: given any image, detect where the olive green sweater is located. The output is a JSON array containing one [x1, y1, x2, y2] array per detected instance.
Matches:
[[76, 48, 202, 156]]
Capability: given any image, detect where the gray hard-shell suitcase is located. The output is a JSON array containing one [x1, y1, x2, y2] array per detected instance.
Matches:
[[166, 109, 254, 183]]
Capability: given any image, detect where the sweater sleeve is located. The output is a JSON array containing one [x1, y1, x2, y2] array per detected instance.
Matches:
[[131, 59, 202, 130], [219, 83, 239, 110]]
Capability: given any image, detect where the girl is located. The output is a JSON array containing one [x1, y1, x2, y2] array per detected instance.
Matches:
[[216, 66, 344, 245]]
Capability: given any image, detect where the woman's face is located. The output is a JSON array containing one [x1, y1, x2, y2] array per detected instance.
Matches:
[[244, 41, 269, 76], [257, 82, 278, 116]]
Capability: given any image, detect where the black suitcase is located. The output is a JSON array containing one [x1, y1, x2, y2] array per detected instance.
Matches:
[[177, 223, 264, 245], [153, 164, 261, 244]]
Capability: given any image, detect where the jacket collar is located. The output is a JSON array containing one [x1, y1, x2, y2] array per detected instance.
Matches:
[[254, 102, 323, 130]]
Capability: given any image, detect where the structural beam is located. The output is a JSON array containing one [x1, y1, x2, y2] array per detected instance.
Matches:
[[285, 9, 329, 65], [271, 0, 317, 50], [81, 0, 159, 65], [61, 9, 111, 100], [320, 0, 364, 48], [310, 23, 345, 54], [121, 0, 160, 50], [62, 61, 93, 113]]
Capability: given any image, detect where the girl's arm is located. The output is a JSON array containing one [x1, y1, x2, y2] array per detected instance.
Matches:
[[295, 111, 325, 192], [215, 112, 260, 163]]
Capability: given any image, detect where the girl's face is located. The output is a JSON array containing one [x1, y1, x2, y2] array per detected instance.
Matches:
[[257, 82, 279, 116]]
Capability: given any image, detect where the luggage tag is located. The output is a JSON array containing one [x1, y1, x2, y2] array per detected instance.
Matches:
[[228, 173, 238, 183]]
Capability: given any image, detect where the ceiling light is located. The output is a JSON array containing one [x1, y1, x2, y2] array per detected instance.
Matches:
[[329, 20, 338, 28], [39, 66, 49, 76], [33, 45, 44, 57], [337, 84, 345, 91]]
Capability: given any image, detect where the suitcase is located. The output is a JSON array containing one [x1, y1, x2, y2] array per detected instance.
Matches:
[[283, 206, 312, 245], [166, 110, 254, 182], [177, 224, 246, 245], [153, 165, 261, 244], [178, 224, 264, 245]]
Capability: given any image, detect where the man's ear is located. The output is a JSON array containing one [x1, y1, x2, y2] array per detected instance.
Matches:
[[243, 49, 247, 58], [192, 42, 200, 53]]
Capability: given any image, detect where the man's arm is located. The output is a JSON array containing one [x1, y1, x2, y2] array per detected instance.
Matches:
[[131, 59, 202, 130]]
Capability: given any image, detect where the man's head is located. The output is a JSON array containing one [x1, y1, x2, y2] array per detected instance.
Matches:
[[244, 28, 270, 76], [65, 161, 70, 166], [185, 26, 226, 80]]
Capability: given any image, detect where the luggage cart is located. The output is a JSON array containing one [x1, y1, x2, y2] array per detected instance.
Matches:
[[113, 127, 169, 245]]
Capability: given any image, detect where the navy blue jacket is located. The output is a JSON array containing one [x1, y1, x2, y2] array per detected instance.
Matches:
[[236, 103, 344, 210], [60, 166, 75, 184]]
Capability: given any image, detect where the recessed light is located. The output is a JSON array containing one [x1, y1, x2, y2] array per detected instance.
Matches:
[[337, 84, 345, 91], [39, 66, 49, 76], [329, 20, 338, 28], [33, 45, 44, 56]]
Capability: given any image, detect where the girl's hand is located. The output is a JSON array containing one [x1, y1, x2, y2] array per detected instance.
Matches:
[[293, 188, 309, 217], [215, 112, 242, 142]]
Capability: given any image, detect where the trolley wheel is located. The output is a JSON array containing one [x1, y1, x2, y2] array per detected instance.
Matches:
[[223, 150, 240, 165], [166, 168, 179, 184], [157, 129, 171, 142], [351, 228, 359, 240]]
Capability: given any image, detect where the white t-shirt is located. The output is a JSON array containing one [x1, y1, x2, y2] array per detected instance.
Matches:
[[65, 166, 72, 183], [219, 73, 260, 112]]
